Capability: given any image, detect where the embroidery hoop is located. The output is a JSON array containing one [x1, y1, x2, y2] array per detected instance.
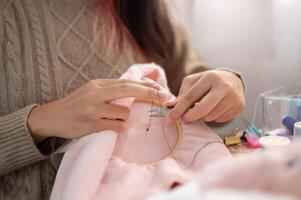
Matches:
[[131, 98, 183, 161]]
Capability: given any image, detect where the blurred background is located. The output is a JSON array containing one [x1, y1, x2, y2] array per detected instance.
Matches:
[[169, 0, 301, 135]]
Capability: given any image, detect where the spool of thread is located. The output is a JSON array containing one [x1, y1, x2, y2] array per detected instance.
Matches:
[[294, 121, 301, 137], [282, 116, 297, 132]]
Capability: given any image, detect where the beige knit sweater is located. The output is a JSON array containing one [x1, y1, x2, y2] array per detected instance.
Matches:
[[0, 0, 213, 199]]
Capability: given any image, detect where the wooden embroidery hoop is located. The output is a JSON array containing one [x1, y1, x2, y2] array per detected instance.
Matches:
[[134, 99, 183, 159]]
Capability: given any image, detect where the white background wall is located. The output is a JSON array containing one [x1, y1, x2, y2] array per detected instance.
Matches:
[[169, 0, 301, 135]]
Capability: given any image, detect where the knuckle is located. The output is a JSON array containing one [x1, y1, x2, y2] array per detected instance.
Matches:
[[183, 75, 192, 83], [221, 82, 233, 93], [207, 71, 221, 80], [139, 86, 155, 98], [147, 88, 156, 97], [223, 82, 234, 91]]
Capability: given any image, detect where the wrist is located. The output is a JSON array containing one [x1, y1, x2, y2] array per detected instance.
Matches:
[[27, 106, 48, 143]]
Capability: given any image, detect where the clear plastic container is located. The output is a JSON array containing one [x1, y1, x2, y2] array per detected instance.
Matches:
[[255, 82, 301, 136]]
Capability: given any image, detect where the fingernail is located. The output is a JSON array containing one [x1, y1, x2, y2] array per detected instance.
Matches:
[[165, 100, 177, 108]]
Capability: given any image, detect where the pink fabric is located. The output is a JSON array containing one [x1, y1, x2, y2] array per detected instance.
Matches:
[[198, 139, 301, 199], [50, 63, 231, 200]]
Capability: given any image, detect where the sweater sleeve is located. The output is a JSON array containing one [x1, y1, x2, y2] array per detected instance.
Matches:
[[0, 105, 47, 176]]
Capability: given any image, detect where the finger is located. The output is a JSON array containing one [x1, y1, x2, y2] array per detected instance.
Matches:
[[202, 97, 233, 122], [97, 119, 126, 133], [96, 104, 130, 121], [165, 74, 202, 110], [95, 79, 160, 90], [177, 73, 201, 99], [182, 89, 226, 122], [142, 77, 161, 89], [165, 100, 177, 108], [214, 94, 245, 122], [167, 76, 211, 121], [164, 74, 202, 114], [215, 107, 241, 123], [100, 83, 168, 102]]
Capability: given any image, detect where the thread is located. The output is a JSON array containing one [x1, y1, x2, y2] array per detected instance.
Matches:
[[282, 116, 297, 132]]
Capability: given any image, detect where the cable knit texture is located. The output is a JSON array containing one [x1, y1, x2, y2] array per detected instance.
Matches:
[[0, 0, 221, 199]]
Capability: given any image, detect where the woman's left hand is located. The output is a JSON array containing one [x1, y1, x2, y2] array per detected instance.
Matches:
[[166, 70, 246, 123]]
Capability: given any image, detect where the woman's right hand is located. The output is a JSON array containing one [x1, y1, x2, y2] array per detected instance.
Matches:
[[28, 79, 166, 143]]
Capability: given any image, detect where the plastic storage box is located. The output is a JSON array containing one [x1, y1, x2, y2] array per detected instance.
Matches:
[[255, 82, 301, 136]]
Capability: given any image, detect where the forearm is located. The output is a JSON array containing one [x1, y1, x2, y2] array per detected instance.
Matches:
[[0, 104, 66, 176], [0, 105, 45, 176]]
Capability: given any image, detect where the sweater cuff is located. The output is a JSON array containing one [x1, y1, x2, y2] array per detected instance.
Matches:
[[0, 105, 45, 175], [217, 68, 246, 92]]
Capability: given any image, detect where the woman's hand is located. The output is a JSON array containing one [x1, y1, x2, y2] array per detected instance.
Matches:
[[28, 79, 166, 142], [166, 70, 245, 123]]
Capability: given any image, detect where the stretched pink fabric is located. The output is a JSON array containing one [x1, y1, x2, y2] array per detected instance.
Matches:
[[50, 63, 231, 200]]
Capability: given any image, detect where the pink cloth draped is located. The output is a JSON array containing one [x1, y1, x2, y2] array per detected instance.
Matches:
[[198, 139, 301, 199], [50, 63, 231, 200]]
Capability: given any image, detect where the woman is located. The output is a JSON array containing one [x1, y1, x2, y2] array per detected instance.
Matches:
[[0, 0, 245, 199]]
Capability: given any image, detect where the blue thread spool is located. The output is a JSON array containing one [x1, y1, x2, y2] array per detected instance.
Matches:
[[282, 116, 297, 132], [294, 121, 301, 137]]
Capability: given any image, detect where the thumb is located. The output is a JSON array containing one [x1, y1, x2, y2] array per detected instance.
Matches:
[[166, 74, 202, 107]]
